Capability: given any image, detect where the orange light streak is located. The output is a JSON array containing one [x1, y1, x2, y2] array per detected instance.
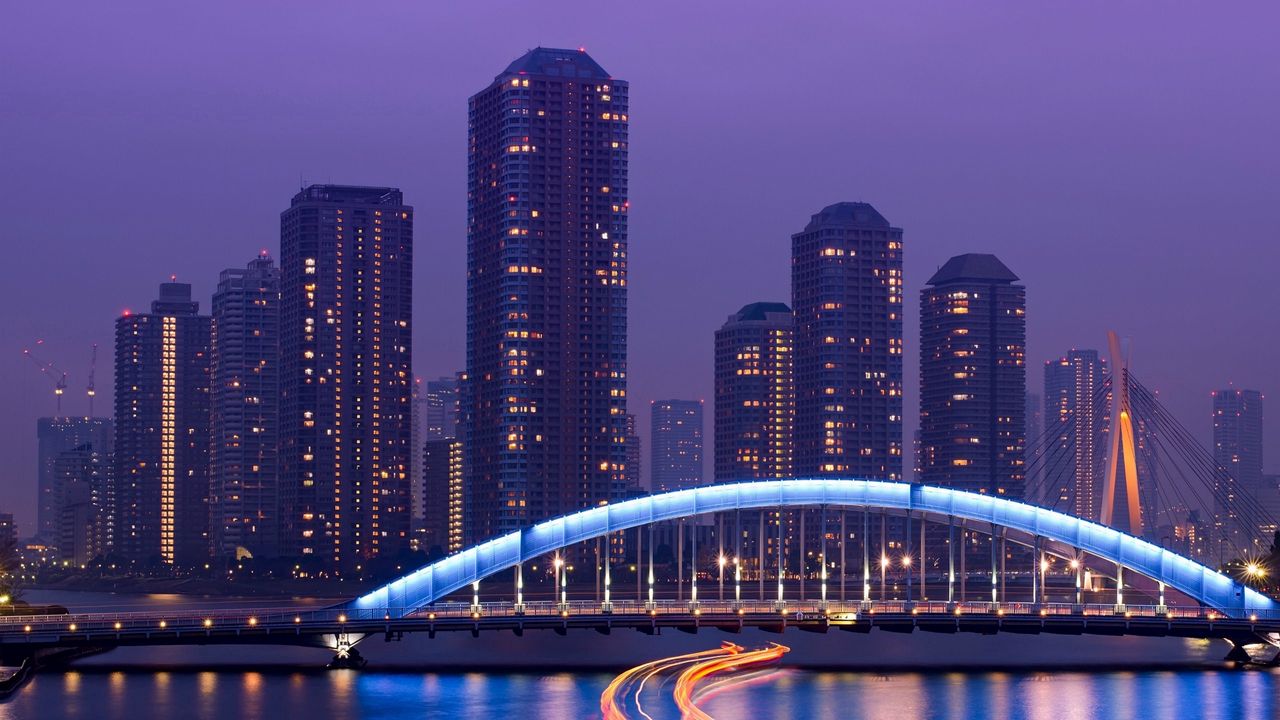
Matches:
[[600, 642, 742, 720], [672, 643, 790, 720]]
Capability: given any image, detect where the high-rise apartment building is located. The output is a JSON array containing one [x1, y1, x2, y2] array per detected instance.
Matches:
[[421, 439, 455, 556], [1043, 350, 1107, 517], [918, 254, 1026, 498], [651, 400, 704, 491], [623, 412, 643, 491], [210, 253, 281, 559], [114, 282, 211, 564], [791, 202, 904, 480], [714, 302, 794, 482], [424, 377, 460, 441], [280, 185, 414, 570], [36, 417, 112, 543], [52, 443, 110, 566], [463, 48, 629, 544], [1212, 388, 1264, 547]]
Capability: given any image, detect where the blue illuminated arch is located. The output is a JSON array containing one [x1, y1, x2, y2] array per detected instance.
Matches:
[[348, 480, 1273, 618]]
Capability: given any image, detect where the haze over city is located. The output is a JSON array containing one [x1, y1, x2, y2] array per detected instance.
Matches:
[[1, 0, 1276, 539]]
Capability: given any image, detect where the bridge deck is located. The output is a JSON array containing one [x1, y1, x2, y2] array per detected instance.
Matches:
[[2, 601, 1276, 650]]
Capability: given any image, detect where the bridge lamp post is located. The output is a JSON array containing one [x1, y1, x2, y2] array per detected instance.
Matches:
[[820, 555, 828, 611], [603, 556, 612, 614], [718, 554, 726, 603], [1070, 557, 1083, 607], [901, 554, 912, 607], [734, 557, 741, 607], [471, 580, 481, 616], [1114, 564, 1125, 613], [880, 554, 889, 603], [1039, 556, 1049, 607], [515, 564, 525, 615], [554, 556, 567, 612]]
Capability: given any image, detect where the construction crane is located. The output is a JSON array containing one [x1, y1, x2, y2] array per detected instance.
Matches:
[[86, 343, 98, 417], [23, 340, 69, 415]]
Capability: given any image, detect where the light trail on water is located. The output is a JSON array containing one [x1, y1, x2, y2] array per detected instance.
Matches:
[[672, 643, 790, 720], [600, 642, 790, 720], [600, 642, 742, 720]]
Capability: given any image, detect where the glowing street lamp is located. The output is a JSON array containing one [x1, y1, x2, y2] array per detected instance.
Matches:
[[718, 554, 727, 602]]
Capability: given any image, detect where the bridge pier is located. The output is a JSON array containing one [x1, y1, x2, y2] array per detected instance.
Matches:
[[325, 632, 367, 670]]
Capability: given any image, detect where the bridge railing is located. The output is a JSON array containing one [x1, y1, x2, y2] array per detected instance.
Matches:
[[0, 599, 1266, 638]]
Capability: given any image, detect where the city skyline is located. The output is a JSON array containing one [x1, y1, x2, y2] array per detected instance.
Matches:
[[3, 3, 1279, 535]]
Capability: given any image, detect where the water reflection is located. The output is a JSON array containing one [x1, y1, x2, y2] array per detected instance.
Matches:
[[4, 667, 1279, 719]]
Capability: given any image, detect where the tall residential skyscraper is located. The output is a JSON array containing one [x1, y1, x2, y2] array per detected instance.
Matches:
[[1212, 388, 1265, 545], [714, 302, 794, 482], [420, 439, 455, 556], [114, 282, 211, 565], [36, 417, 112, 543], [791, 203, 904, 479], [1043, 350, 1107, 518], [210, 253, 281, 559], [650, 400, 704, 491], [918, 254, 1026, 498], [280, 185, 414, 571], [463, 48, 629, 544]]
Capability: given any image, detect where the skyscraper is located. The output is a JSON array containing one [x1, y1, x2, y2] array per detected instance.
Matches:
[[918, 254, 1026, 498], [714, 302, 794, 482], [420, 439, 456, 556], [114, 282, 211, 565], [651, 400, 704, 491], [210, 253, 281, 559], [463, 48, 629, 544], [280, 185, 414, 571], [36, 417, 112, 543], [1043, 350, 1107, 517], [791, 202, 904, 480], [1212, 388, 1265, 546]]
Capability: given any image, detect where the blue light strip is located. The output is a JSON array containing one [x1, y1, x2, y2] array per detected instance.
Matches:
[[348, 479, 1273, 618]]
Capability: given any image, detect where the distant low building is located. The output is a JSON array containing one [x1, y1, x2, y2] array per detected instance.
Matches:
[[0, 513, 15, 550]]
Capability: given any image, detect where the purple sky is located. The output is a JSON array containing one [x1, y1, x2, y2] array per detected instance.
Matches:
[[2, 1, 1277, 535]]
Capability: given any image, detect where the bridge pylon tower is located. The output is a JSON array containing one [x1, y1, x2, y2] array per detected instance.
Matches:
[[1100, 330, 1143, 535]]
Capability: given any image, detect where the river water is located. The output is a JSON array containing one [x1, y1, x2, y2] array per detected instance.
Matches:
[[5, 665, 1278, 719], [3, 591, 1279, 719]]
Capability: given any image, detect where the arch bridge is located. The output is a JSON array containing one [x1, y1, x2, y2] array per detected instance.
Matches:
[[4, 480, 1279, 673], [351, 479, 1274, 619]]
